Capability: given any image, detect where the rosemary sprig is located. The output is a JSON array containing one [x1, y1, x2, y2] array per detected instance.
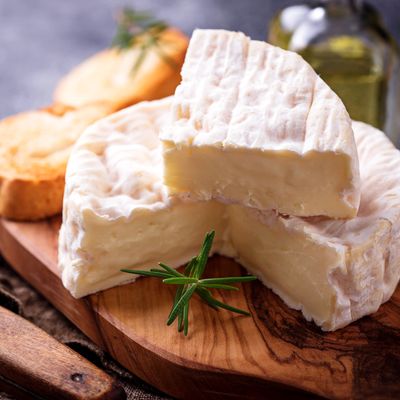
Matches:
[[111, 7, 177, 74], [121, 231, 257, 336]]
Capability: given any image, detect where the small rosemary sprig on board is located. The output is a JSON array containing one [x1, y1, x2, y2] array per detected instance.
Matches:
[[121, 231, 257, 336], [111, 7, 177, 74]]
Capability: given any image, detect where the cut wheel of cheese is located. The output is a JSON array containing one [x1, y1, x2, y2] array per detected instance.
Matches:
[[54, 28, 188, 112], [161, 29, 360, 218], [59, 99, 400, 331], [0, 103, 111, 221]]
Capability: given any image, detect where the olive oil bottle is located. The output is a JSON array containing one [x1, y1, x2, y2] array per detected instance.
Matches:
[[268, 0, 400, 146]]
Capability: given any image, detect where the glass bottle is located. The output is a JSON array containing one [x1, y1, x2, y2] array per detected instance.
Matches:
[[268, 0, 400, 146]]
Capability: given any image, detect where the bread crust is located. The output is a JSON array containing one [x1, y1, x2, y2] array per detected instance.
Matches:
[[0, 174, 65, 221], [54, 28, 188, 111], [1, 28, 188, 221], [0, 104, 110, 220]]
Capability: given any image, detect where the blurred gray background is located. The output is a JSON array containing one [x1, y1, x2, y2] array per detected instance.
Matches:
[[1, 0, 399, 118]]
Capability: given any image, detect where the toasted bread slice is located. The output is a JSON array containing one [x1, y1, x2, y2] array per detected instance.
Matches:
[[1, 28, 187, 221], [54, 28, 188, 111], [0, 28, 187, 221], [0, 104, 111, 220]]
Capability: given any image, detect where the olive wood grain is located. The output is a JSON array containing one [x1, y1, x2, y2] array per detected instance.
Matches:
[[0, 217, 399, 400]]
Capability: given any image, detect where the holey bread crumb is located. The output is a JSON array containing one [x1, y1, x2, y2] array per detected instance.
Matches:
[[54, 28, 188, 111], [0, 103, 110, 220]]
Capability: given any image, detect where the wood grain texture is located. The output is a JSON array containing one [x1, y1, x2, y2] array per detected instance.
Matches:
[[0, 305, 125, 400], [0, 217, 399, 400]]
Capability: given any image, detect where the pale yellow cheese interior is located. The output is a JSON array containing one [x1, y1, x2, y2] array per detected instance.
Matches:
[[228, 206, 343, 325], [163, 144, 357, 218], [63, 201, 226, 298]]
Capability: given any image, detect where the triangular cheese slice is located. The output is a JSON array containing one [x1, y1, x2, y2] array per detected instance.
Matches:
[[161, 29, 360, 218]]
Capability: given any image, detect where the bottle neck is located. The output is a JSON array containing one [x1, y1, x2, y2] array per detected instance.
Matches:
[[318, 0, 364, 17], [320, 0, 363, 10]]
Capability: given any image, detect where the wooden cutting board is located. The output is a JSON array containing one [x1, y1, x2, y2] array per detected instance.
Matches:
[[0, 217, 399, 400]]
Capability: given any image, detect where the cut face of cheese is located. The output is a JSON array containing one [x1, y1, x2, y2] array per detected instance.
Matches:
[[228, 121, 400, 330], [161, 29, 360, 218], [59, 98, 227, 298], [59, 99, 400, 332]]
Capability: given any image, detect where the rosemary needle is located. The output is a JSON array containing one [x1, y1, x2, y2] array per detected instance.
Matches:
[[111, 7, 177, 74], [121, 231, 257, 336]]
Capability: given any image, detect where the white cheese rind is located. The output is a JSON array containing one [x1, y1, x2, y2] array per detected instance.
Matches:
[[59, 98, 399, 331], [161, 29, 360, 218], [227, 121, 400, 330], [59, 98, 227, 298]]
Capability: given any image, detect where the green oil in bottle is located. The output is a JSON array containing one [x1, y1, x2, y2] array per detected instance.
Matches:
[[299, 35, 387, 128], [268, 0, 399, 142]]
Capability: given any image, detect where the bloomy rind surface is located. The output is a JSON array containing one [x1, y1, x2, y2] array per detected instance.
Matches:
[[59, 98, 228, 298], [246, 121, 400, 330], [161, 29, 360, 218]]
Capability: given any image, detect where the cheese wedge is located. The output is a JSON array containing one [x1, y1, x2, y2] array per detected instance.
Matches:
[[161, 29, 360, 218], [59, 98, 227, 298], [59, 99, 400, 331]]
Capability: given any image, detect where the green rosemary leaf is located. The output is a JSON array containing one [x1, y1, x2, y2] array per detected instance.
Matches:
[[120, 269, 169, 278], [112, 29, 134, 49], [149, 268, 174, 276], [163, 277, 198, 285], [111, 7, 174, 75], [167, 284, 197, 325], [158, 262, 184, 277], [173, 285, 184, 316], [203, 297, 250, 316], [119, 8, 152, 24], [168, 281, 185, 327], [195, 287, 219, 310], [194, 231, 215, 279], [183, 302, 189, 336], [199, 276, 258, 284], [174, 284, 184, 302], [153, 44, 177, 69], [198, 283, 239, 291], [185, 257, 197, 276], [178, 308, 184, 332], [130, 43, 150, 75], [121, 230, 256, 335]]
